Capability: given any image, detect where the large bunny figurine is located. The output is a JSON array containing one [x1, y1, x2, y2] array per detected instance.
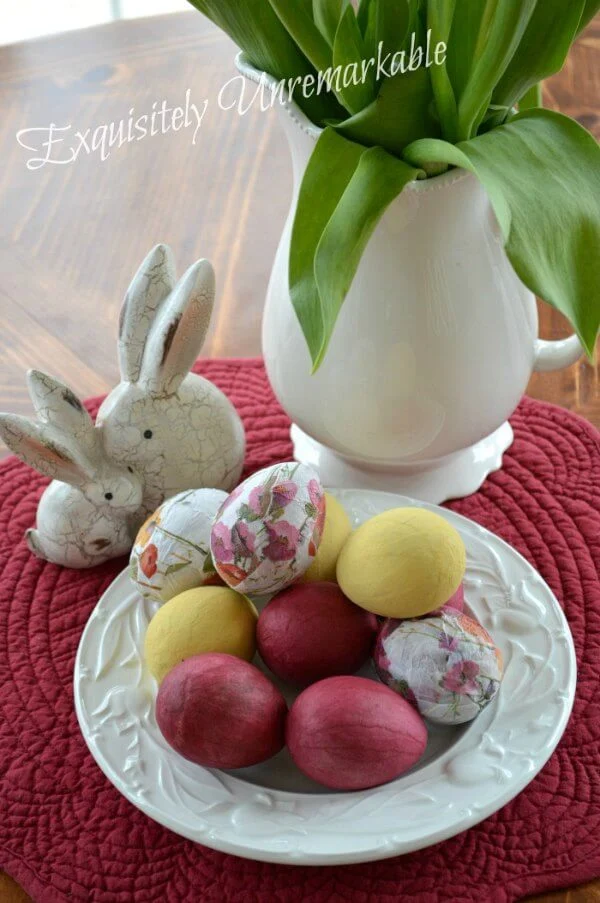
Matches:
[[96, 244, 246, 515], [0, 371, 144, 568]]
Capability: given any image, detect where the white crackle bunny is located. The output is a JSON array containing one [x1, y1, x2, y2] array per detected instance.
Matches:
[[0, 371, 144, 568], [96, 244, 246, 515]]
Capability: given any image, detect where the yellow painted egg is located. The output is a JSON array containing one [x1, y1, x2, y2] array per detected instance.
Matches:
[[300, 493, 352, 583], [130, 488, 227, 604], [336, 507, 466, 618], [144, 586, 258, 683]]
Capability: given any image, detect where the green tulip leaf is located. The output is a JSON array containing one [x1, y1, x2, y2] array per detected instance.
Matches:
[[267, 0, 333, 74], [333, 64, 438, 155], [492, 0, 585, 113], [456, 0, 537, 140], [186, 0, 342, 123], [313, 0, 349, 46], [289, 128, 365, 364], [290, 128, 423, 368], [427, 0, 458, 141], [357, 0, 373, 34], [577, 1, 600, 36], [332, 6, 377, 114], [363, 0, 411, 63], [518, 83, 542, 111], [403, 109, 600, 357], [312, 147, 422, 369], [445, 0, 493, 102]]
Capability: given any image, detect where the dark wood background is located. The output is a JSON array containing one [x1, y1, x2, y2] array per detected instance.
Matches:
[[0, 11, 598, 902]]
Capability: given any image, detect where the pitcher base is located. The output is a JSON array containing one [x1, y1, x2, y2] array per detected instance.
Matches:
[[291, 422, 514, 504]]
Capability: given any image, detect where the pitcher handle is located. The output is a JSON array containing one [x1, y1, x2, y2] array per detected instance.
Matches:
[[533, 334, 584, 373]]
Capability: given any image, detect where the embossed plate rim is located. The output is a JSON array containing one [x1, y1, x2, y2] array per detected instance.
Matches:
[[74, 489, 577, 865]]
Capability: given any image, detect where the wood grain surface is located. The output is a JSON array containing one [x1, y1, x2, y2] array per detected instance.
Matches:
[[0, 11, 598, 903]]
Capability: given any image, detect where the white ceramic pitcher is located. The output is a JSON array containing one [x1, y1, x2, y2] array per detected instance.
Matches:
[[237, 56, 584, 503]]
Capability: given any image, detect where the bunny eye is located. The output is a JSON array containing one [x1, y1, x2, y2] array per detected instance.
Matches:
[[127, 466, 134, 473], [104, 492, 114, 501], [143, 430, 153, 439]]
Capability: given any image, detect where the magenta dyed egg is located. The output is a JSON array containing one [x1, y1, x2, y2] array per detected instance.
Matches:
[[257, 582, 378, 686], [374, 611, 503, 725], [286, 676, 427, 790], [156, 653, 287, 768]]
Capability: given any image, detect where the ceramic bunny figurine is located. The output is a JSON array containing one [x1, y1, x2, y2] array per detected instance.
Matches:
[[96, 244, 246, 515], [0, 371, 144, 568]]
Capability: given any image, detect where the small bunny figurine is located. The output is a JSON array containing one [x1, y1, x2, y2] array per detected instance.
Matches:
[[0, 371, 144, 568], [96, 244, 246, 515]]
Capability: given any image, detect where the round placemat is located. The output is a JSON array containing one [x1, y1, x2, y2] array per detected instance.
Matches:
[[1, 359, 599, 903]]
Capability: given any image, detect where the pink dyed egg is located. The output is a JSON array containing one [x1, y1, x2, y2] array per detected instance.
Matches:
[[374, 611, 503, 725], [210, 462, 325, 596], [257, 582, 378, 687], [156, 653, 287, 768], [286, 676, 428, 790]]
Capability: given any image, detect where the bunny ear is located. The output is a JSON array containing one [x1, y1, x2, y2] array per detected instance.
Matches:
[[27, 371, 97, 453], [118, 243, 176, 383], [139, 258, 215, 395], [0, 414, 93, 488]]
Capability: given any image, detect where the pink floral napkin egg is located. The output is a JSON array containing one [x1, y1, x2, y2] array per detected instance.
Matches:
[[210, 462, 325, 596], [374, 612, 503, 725]]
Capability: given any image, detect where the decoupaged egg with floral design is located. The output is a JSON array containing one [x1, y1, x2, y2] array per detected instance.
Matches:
[[374, 611, 503, 725], [210, 462, 325, 596], [130, 488, 227, 603]]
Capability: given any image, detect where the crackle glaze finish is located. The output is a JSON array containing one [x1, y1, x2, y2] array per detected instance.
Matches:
[[0, 245, 245, 567], [236, 57, 584, 502], [74, 489, 576, 864], [0, 371, 143, 567], [97, 244, 245, 515]]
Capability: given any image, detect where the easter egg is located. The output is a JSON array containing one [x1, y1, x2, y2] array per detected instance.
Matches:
[[144, 586, 257, 683], [286, 676, 427, 790], [257, 582, 378, 686], [336, 507, 466, 618], [443, 583, 465, 613], [431, 583, 465, 617], [210, 462, 325, 596], [300, 493, 352, 583], [374, 611, 503, 725], [156, 654, 287, 768], [130, 488, 227, 603]]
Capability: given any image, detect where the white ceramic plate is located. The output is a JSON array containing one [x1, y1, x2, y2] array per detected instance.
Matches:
[[74, 489, 576, 866]]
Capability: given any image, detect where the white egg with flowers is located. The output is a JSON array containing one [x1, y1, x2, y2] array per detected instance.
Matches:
[[130, 487, 227, 603], [210, 462, 325, 596]]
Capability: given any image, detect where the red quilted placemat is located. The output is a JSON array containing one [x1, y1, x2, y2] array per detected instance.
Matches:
[[1, 358, 599, 903]]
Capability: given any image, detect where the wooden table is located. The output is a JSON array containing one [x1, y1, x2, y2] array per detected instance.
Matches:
[[0, 12, 598, 903]]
